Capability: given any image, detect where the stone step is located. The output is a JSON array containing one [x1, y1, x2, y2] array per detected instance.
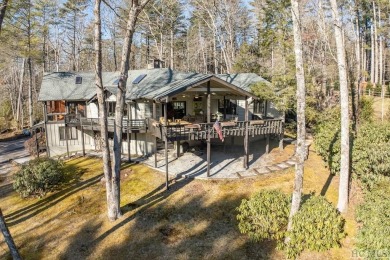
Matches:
[[276, 162, 290, 169], [254, 167, 270, 175], [267, 165, 282, 171]]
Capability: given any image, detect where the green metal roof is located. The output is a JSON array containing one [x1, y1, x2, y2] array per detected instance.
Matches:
[[38, 69, 270, 102]]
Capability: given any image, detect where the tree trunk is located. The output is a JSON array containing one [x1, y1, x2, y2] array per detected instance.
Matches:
[[378, 6, 383, 86], [94, 0, 116, 221], [373, 2, 379, 85], [16, 58, 26, 129], [370, 24, 375, 84], [111, 0, 151, 221], [170, 28, 174, 69], [330, 0, 350, 213], [287, 0, 306, 232], [27, 58, 33, 127], [0, 0, 9, 33], [0, 209, 21, 260]]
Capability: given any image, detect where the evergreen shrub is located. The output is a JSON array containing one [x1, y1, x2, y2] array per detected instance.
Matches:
[[237, 190, 290, 242], [13, 158, 65, 198], [285, 196, 345, 259]]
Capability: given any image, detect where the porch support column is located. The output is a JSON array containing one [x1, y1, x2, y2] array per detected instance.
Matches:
[[154, 137, 158, 168], [243, 97, 249, 169], [207, 81, 211, 177], [65, 126, 69, 158], [266, 134, 270, 154], [81, 125, 85, 156], [128, 102, 131, 162], [279, 113, 285, 151], [223, 95, 226, 120], [35, 129, 39, 158], [65, 102, 70, 157], [153, 101, 158, 167], [43, 102, 50, 157], [152, 101, 157, 120], [164, 101, 169, 190]]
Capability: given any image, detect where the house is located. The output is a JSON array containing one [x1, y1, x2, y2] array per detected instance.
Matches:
[[38, 68, 284, 176]]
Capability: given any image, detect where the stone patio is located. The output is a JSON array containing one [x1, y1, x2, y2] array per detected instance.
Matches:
[[143, 138, 296, 179]]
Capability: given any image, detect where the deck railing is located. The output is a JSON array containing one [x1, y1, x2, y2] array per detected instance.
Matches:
[[65, 114, 147, 132], [147, 118, 284, 141]]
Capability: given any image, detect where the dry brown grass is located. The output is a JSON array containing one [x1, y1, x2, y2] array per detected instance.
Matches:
[[372, 96, 390, 121], [0, 148, 360, 260]]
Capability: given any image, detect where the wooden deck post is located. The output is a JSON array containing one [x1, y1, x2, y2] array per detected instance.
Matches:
[[154, 137, 158, 168], [135, 133, 138, 155], [152, 101, 157, 120], [223, 95, 227, 120], [65, 126, 69, 158], [207, 81, 211, 177], [35, 129, 39, 158], [176, 140, 180, 158], [266, 134, 270, 154], [127, 103, 131, 162], [43, 103, 50, 157], [81, 125, 85, 156], [164, 101, 169, 190], [243, 97, 249, 169], [279, 113, 285, 151]]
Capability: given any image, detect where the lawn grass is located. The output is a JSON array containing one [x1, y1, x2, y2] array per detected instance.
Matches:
[[372, 96, 390, 121], [0, 147, 359, 260]]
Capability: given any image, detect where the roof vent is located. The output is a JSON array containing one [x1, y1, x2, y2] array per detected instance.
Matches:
[[132, 74, 147, 84], [75, 76, 82, 84]]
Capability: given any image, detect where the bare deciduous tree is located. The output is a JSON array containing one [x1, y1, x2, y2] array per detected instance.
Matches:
[[111, 0, 152, 220], [0, 208, 21, 260], [0, 0, 9, 33], [287, 0, 306, 232], [330, 0, 350, 213]]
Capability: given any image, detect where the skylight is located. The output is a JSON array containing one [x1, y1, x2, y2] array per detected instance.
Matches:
[[132, 74, 147, 84], [75, 76, 82, 84], [113, 78, 120, 85]]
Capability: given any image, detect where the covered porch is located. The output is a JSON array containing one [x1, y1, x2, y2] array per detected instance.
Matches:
[[145, 75, 285, 188]]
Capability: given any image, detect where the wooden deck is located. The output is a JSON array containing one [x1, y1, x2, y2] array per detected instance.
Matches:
[[64, 114, 283, 140]]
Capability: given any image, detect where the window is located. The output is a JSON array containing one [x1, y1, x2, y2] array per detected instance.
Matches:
[[47, 101, 66, 121], [107, 102, 128, 117], [253, 100, 265, 114], [59, 127, 78, 140], [163, 101, 186, 119], [47, 101, 65, 114], [218, 99, 237, 115], [68, 102, 86, 117], [107, 102, 116, 117], [171, 101, 186, 119]]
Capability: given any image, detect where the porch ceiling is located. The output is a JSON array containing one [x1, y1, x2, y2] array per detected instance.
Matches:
[[151, 76, 259, 102]]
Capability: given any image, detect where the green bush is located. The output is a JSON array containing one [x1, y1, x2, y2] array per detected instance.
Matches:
[[237, 190, 290, 242], [352, 123, 390, 189], [356, 181, 390, 258], [314, 107, 341, 174], [13, 158, 65, 198], [358, 96, 374, 123], [285, 196, 345, 259]]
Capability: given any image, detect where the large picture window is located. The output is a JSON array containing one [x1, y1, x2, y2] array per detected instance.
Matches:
[[59, 127, 78, 140], [163, 101, 186, 119], [218, 99, 237, 115]]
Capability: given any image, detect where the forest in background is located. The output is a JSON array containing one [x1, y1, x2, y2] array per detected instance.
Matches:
[[0, 0, 389, 130]]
